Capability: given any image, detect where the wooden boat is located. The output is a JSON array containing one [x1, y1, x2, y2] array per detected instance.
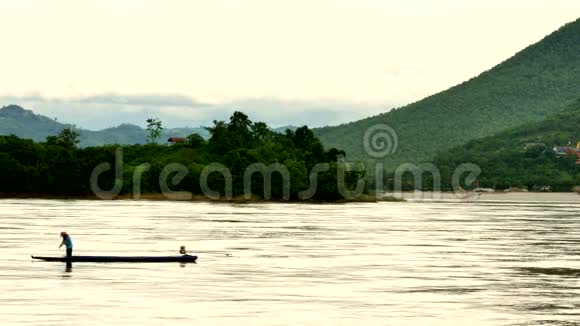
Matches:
[[31, 255, 197, 263]]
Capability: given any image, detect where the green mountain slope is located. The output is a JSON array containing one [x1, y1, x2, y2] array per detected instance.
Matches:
[[433, 99, 580, 191], [315, 18, 580, 168], [0, 105, 208, 146]]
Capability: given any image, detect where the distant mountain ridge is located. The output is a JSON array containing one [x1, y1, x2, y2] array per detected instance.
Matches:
[[0, 105, 298, 147], [315, 18, 580, 168], [0, 105, 67, 137], [0, 105, 208, 146]]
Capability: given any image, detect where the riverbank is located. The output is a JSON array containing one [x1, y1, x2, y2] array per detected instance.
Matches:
[[384, 191, 580, 203], [3, 191, 579, 203], [0, 192, 404, 203]]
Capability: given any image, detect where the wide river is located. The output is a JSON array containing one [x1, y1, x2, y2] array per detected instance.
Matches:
[[1, 196, 579, 325]]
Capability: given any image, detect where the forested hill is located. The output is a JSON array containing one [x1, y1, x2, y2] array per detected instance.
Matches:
[[315, 18, 580, 169], [433, 99, 580, 191], [0, 112, 360, 201], [0, 105, 208, 146]]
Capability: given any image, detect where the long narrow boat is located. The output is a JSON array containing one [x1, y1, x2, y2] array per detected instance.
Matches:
[[31, 255, 197, 263]]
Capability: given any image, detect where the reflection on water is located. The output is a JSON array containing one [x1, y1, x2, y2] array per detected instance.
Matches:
[[65, 261, 73, 274], [0, 197, 579, 325]]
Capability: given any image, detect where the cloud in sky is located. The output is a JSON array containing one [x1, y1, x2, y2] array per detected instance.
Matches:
[[0, 0, 579, 128], [0, 94, 391, 129]]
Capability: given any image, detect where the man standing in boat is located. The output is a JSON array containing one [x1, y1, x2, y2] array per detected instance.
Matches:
[[59, 232, 73, 258]]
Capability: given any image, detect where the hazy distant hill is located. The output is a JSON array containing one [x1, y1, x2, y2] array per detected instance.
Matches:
[[273, 126, 298, 133], [0, 105, 68, 140], [0, 105, 208, 146], [315, 18, 580, 168]]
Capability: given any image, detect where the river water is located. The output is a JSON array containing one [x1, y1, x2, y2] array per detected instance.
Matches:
[[1, 197, 579, 325]]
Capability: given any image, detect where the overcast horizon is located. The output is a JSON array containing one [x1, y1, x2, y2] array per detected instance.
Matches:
[[1, 0, 579, 129]]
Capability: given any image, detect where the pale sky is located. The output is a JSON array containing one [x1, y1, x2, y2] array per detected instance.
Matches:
[[0, 0, 579, 129]]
